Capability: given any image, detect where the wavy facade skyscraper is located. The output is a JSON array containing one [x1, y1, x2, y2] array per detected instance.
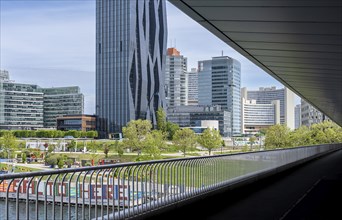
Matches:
[[96, 0, 167, 138]]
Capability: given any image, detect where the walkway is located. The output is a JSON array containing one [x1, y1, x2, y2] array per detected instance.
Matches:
[[147, 149, 342, 220]]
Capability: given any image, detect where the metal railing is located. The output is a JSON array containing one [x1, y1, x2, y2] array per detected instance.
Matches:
[[0, 144, 341, 220]]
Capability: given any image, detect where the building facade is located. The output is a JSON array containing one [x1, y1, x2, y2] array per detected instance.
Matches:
[[96, 0, 167, 138], [165, 47, 188, 107], [198, 56, 241, 136], [167, 105, 231, 137], [295, 104, 301, 129], [0, 72, 44, 130], [187, 68, 198, 106], [40, 87, 84, 128], [301, 99, 329, 127], [241, 98, 280, 135], [246, 86, 295, 129], [57, 114, 96, 132]]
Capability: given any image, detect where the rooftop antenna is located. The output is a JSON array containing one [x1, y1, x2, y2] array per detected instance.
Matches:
[[221, 50, 224, 56]]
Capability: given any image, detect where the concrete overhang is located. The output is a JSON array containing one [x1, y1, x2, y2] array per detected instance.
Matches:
[[169, 0, 342, 126]]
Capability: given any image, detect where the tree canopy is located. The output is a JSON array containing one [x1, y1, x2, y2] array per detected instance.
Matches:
[[173, 128, 197, 156], [197, 128, 222, 155]]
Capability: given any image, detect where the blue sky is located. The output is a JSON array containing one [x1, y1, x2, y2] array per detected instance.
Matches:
[[0, 1, 295, 114]]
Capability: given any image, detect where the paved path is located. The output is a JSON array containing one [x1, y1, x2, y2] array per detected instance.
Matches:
[[148, 149, 342, 220]]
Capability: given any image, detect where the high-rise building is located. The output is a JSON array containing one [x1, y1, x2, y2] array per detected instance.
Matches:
[[187, 68, 198, 106], [295, 104, 301, 129], [198, 56, 241, 136], [301, 99, 329, 127], [40, 87, 84, 128], [0, 72, 44, 130], [96, 0, 167, 138], [246, 86, 295, 129], [165, 47, 188, 107]]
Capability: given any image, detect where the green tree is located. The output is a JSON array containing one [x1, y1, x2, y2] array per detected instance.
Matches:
[[310, 121, 342, 144], [68, 140, 77, 152], [173, 128, 197, 157], [165, 122, 180, 140], [112, 141, 124, 157], [197, 128, 222, 155], [248, 136, 257, 150], [156, 107, 167, 131], [143, 130, 166, 159], [21, 153, 27, 163], [57, 157, 65, 168], [103, 144, 110, 158], [290, 126, 313, 146], [0, 132, 17, 158], [264, 124, 292, 149], [122, 119, 152, 153], [86, 131, 98, 138]]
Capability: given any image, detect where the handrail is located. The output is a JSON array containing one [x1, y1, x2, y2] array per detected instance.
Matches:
[[0, 143, 341, 220]]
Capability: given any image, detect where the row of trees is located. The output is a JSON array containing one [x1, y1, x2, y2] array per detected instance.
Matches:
[[122, 109, 222, 159], [264, 121, 342, 149], [0, 130, 98, 139], [121, 108, 224, 159]]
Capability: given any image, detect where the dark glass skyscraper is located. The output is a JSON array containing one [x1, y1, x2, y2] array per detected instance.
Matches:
[[96, 0, 167, 138]]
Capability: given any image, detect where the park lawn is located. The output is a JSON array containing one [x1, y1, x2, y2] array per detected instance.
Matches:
[[0, 163, 43, 173]]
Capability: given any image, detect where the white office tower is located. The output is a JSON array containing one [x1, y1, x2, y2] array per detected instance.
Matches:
[[241, 87, 280, 135], [165, 48, 188, 107], [246, 86, 295, 129]]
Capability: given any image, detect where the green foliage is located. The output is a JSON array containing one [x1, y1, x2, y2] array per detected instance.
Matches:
[[290, 126, 313, 146], [103, 144, 110, 158], [6, 129, 97, 139], [112, 141, 124, 157], [21, 153, 27, 163], [0, 132, 17, 157], [143, 130, 166, 159], [86, 130, 98, 138], [265, 124, 292, 149], [241, 145, 249, 152], [156, 107, 167, 132], [197, 128, 222, 155], [248, 136, 257, 150], [265, 121, 342, 150], [122, 119, 152, 152], [67, 140, 77, 151], [165, 122, 180, 140], [309, 121, 342, 144], [173, 128, 197, 156]]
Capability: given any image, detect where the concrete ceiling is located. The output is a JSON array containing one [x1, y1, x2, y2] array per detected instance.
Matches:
[[169, 0, 342, 126]]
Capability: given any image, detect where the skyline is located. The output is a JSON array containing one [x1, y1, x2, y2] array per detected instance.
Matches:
[[0, 1, 296, 115]]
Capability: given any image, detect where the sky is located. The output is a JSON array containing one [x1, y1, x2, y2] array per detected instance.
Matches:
[[0, 0, 296, 114]]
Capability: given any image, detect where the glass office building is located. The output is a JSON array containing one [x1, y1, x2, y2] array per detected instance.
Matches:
[[198, 56, 241, 136], [40, 87, 84, 128], [167, 105, 231, 137], [96, 0, 167, 138], [0, 71, 44, 130]]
